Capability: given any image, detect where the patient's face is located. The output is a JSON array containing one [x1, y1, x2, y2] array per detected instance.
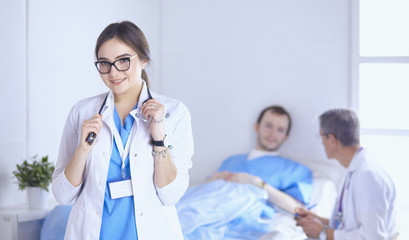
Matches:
[[256, 111, 289, 151]]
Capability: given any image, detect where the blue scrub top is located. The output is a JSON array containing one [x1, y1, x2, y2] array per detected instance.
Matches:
[[100, 105, 138, 240]]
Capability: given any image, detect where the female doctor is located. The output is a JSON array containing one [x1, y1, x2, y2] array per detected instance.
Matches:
[[52, 21, 194, 240]]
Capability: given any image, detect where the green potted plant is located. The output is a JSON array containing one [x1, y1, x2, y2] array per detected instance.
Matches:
[[12, 155, 55, 209]]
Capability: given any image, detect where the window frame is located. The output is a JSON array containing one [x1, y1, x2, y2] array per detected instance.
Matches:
[[351, 0, 409, 126]]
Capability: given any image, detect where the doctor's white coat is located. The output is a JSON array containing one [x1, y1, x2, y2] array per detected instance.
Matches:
[[329, 149, 397, 239], [52, 83, 194, 240]]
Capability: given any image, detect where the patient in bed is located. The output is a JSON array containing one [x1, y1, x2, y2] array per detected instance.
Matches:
[[176, 106, 313, 239]]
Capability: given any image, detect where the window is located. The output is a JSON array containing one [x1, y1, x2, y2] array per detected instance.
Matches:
[[352, 0, 409, 238]]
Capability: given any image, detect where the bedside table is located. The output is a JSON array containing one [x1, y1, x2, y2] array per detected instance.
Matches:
[[0, 201, 58, 240]]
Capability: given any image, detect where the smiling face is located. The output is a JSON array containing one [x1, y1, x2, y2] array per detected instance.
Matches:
[[96, 38, 146, 96], [255, 111, 290, 151]]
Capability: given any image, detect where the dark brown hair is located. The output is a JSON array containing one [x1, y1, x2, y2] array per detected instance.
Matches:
[[95, 21, 151, 85], [257, 105, 292, 135]]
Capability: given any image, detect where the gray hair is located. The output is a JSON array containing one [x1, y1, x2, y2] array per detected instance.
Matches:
[[319, 109, 360, 146]]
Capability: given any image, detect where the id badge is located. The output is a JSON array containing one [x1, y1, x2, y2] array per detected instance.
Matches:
[[109, 179, 134, 199]]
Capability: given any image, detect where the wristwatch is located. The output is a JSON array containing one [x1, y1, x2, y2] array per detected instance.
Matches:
[[258, 180, 266, 189], [319, 225, 328, 240], [152, 134, 168, 147]]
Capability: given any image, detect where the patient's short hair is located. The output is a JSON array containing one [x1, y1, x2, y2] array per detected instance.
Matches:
[[257, 106, 292, 135], [319, 109, 360, 146]]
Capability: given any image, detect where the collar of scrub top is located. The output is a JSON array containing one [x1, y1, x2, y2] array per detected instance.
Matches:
[[99, 80, 155, 119], [99, 80, 171, 123], [98, 80, 150, 114]]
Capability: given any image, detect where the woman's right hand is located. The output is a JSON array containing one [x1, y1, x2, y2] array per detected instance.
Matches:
[[78, 114, 103, 152], [64, 114, 103, 187]]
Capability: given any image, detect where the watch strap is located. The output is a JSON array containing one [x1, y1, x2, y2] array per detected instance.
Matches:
[[152, 134, 166, 147]]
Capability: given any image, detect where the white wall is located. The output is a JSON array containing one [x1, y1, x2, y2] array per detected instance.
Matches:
[[159, 0, 349, 185], [0, 0, 27, 207], [1, 0, 349, 208]]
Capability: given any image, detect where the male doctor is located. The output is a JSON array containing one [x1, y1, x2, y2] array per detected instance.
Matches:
[[295, 108, 397, 240]]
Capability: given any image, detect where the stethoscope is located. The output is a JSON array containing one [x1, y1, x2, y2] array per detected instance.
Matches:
[[85, 86, 170, 145], [134, 87, 170, 122]]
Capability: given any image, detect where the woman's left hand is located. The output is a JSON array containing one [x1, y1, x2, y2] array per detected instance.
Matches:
[[141, 99, 166, 140]]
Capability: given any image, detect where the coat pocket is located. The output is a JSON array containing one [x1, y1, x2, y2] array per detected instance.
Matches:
[[138, 205, 183, 240]]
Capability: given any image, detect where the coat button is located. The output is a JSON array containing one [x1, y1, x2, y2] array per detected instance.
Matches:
[[134, 154, 137, 157], [140, 212, 143, 216]]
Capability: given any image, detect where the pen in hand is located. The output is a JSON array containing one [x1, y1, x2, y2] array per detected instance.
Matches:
[[294, 203, 318, 219]]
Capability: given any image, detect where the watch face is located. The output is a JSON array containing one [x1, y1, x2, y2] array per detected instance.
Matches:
[[319, 228, 327, 240]]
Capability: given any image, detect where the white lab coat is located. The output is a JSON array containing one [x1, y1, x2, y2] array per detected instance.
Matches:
[[52, 82, 194, 240], [330, 148, 397, 240]]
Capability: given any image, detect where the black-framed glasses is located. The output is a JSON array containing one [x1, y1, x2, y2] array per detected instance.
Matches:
[[94, 55, 137, 74]]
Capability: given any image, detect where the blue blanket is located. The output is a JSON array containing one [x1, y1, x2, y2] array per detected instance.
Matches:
[[175, 154, 313, 239], [176, 180, 275, 240]]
